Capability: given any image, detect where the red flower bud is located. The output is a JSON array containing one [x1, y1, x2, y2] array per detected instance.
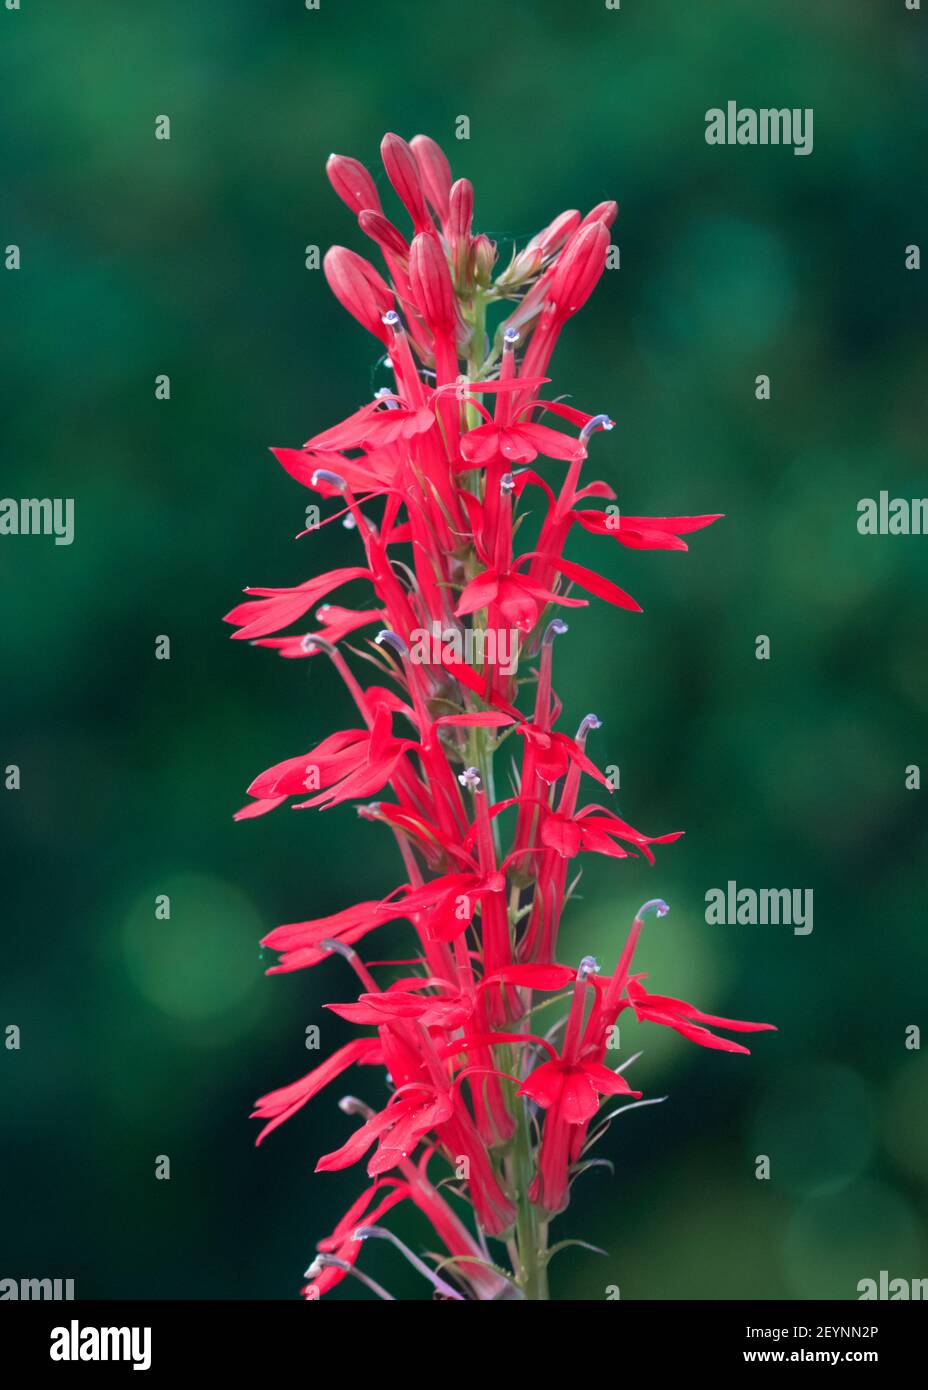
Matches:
[[323, 246, 393, 340], [448, 178, 474, 241], [326, 153, 382, 217], [380, 132, 432, 234], [580, 199, 619, 230], [471, 234, 497, 288], [528, 208, 581, 257], [546, 221, 610, 318], [358, 209, 411, 265], [410, 134, 453, 225], [409, 232, 457, 336]]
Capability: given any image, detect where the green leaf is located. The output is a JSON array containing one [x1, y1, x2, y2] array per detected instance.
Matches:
[[544, 1238, 608, 1268]]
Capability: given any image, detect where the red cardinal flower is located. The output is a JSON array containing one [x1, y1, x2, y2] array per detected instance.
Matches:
[[541, 804, 683, 862], [520, 1055, 639, 1124], [231, 133, 771, 1300], [459, 412, 586, 467]]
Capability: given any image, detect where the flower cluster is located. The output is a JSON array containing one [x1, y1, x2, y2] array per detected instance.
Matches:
[[230, 133, 774, 1300]]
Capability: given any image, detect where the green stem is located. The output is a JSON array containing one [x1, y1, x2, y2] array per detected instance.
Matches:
[[461, 311, 549, 1298], [464, 293, 488, 432], [511, 1090, 549, 1299]]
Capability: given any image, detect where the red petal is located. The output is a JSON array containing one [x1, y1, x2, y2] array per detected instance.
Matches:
[[581, 1060, 640, 1098], [458, 424, 501, 465], [540, 814, 583, 858], [251, 1038, 379, 1145], [552, 556, 642, 612], [234, 795, 287, 821], [315, 1104, 399, 1173], [518, 1060, 567, 1110], [455, 569, 500, 617], [558, 1069, 601, 1124], [515, 422, 585, 462]]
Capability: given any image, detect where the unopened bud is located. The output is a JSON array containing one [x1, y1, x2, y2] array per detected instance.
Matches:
[[380, 133, 431, 234], [409, 232, 457, 335], [324, 246, 394, 340], [528, 208, 582, 257], [410, 134, 453, 224], [580, 200, 619, 231], [448, 178, 474, 241], [471, 234, 497, 287], [358, 209, 411, 263], [326, 153, 382, 216], [547, 222, 609, 319]]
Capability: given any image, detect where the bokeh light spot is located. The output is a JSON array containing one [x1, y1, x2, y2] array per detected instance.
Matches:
[[123, 874, 263, 1020]]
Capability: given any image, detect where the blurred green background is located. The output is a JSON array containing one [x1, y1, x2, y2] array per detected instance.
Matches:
[[1, 0, 926, 1300]]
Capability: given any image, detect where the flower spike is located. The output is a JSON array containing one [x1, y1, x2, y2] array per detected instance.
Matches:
[[233, 132, 768, 1302]]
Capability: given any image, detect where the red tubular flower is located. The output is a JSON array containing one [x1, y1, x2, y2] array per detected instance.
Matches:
[[232, 134, 773, 1300], [516, 957, 638, 1214], [515, 222, 610, 400]]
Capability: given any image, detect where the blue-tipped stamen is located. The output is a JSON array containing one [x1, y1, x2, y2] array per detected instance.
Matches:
[[305, 1253, 396, 1302], [338, 1095, 375, 1119], [578, 955, 600, 980], [310, 467, 348, 490], [375, 629, 408, 658], [300, 634, 335, 656], [543, 618, 569, 645], [576, 712, 602, 740], [579, 413, 615, 443], [352, 1225, 466, 1300]]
